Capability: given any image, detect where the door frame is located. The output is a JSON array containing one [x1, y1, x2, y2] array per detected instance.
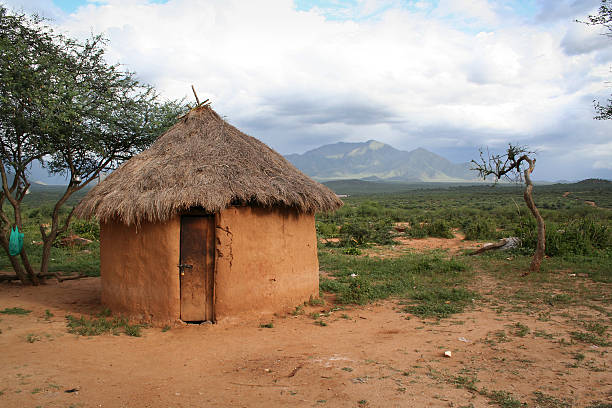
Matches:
[[179, 212, 216, 323]]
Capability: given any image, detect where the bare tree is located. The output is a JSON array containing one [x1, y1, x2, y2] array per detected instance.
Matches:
[[471, 144, 545, 274]]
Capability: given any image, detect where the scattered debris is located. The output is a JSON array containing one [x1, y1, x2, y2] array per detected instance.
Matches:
[[458, 337, 470, 343], [288, 365, 303, 377]]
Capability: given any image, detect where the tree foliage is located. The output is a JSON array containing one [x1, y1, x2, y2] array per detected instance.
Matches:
[[582, 0, 612, 120], [0, 6, 186, 283]]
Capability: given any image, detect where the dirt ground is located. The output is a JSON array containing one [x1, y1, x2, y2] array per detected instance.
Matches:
[[1, 242, 611, 407]]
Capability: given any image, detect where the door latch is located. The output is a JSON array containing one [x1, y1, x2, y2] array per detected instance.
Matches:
[[178, 264, 193, 276]]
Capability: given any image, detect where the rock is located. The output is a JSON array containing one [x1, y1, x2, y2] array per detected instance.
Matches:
[[444, 351, 452, 358]]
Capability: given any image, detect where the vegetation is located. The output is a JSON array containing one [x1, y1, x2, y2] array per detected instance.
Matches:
[[316, 180, 611, 262], [0, 307, 31, 315], [471, 145, 545, 273], [581, 0, 612, 120], [65, 314, 144, 337], [0, 6, 185, 284]]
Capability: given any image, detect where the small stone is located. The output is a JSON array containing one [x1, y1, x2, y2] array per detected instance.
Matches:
[[444, 350, 452, 358]]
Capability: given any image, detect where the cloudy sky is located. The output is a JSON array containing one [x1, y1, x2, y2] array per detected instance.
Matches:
[[3, 0, 612, 181]]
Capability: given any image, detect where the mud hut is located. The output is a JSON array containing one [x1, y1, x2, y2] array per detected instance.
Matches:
[[75, 105, 342, 324]]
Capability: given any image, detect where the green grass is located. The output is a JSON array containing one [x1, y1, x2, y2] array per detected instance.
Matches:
[[0, 307, 32, 315], [483, 389, 525, 408], [65, 315, 144, 337], [532, 391, 572, 408], [570, 331, 610, 347], [512, 322, 530, 337], [319, 250, 474, 318], [259, 322, 274, 328]]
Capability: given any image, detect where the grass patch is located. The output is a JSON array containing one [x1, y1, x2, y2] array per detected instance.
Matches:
[[65, 315, 144, 337], [259, 322, 274, 328], [584, 322, 607, 336], [512, 322, 530, 337], [1, 307, 32, 315], [403, 287, 476, 318], [570, 331, 610, 347], [319, 251, 474, 318], [532, 391, 572, 408], [483, 389, 525, 408]]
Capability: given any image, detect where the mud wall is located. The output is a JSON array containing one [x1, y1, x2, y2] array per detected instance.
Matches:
[[100, 217, 181, 323], [215, 207, 319, 322]]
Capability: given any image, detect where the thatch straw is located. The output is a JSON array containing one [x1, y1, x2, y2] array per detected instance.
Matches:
[[75, 105, 343, 225]]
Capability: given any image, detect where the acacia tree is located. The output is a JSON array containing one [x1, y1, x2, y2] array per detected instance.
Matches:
[[582, 0, 612, 120], [471, 144, 545, 273], [0, 7, 185, 284]]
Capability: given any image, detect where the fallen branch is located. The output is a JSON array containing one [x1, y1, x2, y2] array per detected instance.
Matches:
[[55, 273, 89, 282], [469, 238, 516, 255], [0, 272, 89, 283], [0, 273, 57, 282]]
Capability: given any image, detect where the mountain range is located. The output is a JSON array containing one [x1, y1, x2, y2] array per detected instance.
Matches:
[[285, 140, 477, 182]]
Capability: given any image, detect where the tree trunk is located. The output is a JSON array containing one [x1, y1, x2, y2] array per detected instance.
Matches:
[[39, 235, 55, 276], [522, 159, 545, 273], [0, 235, 31, 284], [19, 248, 39, 285]]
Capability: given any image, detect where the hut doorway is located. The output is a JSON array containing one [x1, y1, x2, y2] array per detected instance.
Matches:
[[179, 215, 215, 322]]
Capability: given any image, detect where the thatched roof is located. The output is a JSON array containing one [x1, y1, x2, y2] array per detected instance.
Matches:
[[75, 105, 343, 225]]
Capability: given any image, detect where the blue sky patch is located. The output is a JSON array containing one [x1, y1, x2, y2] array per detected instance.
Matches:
[[53, 0, 169, 14]]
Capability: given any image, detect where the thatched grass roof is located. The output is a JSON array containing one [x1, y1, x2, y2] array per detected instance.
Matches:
[[75, 105, 343, 225]]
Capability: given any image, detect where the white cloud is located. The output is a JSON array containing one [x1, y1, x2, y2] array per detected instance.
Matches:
[[3, 0, 612, 180]]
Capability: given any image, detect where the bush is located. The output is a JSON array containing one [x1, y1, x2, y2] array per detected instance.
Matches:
[[516, 217, 612, 257], [339, 277, 373, 304], [424, 220, 454, 239], [70, 219, 100, 241], [406, 223, 428, 238], [339, 219, 394, 246], [463, 218, 497, 240]]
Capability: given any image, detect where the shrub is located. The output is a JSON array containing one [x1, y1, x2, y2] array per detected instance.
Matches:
[[406, 223, 428, 238], [339, 219, 394, 246], [343, 247, 362, 255], [316, 222, 339, 238], [463, 218, 497, 240], [516, 217, 612, 257], [70, 219, 100, 241], [339, 277, 373, 304], [424, 220, 454, 239]]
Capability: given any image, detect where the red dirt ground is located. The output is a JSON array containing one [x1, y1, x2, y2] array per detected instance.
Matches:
[[1, 244, 611, 407]]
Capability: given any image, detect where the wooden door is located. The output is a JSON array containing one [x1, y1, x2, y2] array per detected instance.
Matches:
[[180, 215, 215, 322]]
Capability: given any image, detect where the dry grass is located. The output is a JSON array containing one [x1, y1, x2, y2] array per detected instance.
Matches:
[[75, 105, 342, 225]]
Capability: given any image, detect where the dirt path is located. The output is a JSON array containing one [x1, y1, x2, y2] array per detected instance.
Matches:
[[562, 191, 599, 208], [1, 276, 610, 407]]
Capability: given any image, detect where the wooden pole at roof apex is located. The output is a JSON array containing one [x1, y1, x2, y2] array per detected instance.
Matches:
[[191, 85, 200, 106]]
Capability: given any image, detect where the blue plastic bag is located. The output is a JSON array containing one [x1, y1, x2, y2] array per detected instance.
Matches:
[[9, 226, 24, 256]]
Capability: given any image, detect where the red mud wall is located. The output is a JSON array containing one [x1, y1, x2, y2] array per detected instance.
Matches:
[[100, 217, 180, 323], [215, 207, 319, 322]]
